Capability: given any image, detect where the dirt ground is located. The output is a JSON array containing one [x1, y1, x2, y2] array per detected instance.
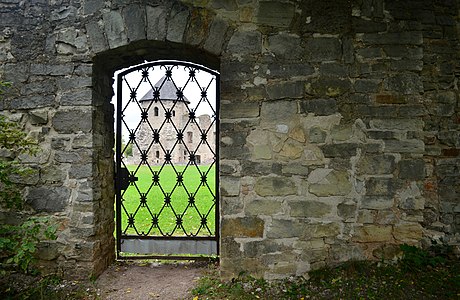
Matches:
[[96, 261, 207, 300]]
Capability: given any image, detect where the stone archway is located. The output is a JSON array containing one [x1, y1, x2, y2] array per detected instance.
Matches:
[[90, 39, 221, 277]]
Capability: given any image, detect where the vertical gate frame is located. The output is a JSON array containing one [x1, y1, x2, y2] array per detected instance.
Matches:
[[114, 60, 220, 260]]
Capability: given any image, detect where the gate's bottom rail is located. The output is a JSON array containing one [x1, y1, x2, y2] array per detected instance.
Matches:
[[118, 236, 217, 259]]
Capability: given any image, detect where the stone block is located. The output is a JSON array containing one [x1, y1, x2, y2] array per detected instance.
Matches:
[[255, 176, 297, 197], [103, 10, 127, 49], [383, 73, 423, 95], [221, 102, 259, 118], [221, 196, 243, 215], [303, 223, 341, 239], [220, 237, 242, 258], [267, 219, 302, 238], [221, 217, 264, 238], [321, 143, 358, 158], [85, 21, 109, 53], [242, 160, 282, 176], [299, 98, 337, 116], [28, 110, 48, 125], [375, 94, 406, 104], [166, 4, 189, 43], [123, 4, 146, 42], [203, 16, 228, 55], [330, 245, 364, 262], [60, 89, 92, 106], [268, 63, 314, 78], [227, 30, 262, 55], [186, 8, 212, 46], [365, 178, 398, 196], [53, 109, 92, 133], [384, 140, 425, 153], [246, 199, 282, 216], [69, 164, 93, 179], [353, 225, 392, 242], [268, 33, 302, 59], [399, 159, 425, 180], [393, 223, 423, 242], [300, 249, 328, 262], [83, 0, 105, 15], [244, 240, 287, 258], [304, 38, 342, 62], [308, 169, 351, 196], [10, 95, 55, 110], [220, 176, 240, 196], [289, 200, 333, 218], [354, 79, 380, 93], [369, 119, 424, 131], [256, 1, 295, 27], [372, 244, 402, 260], [146, 6, 167, 41], [362, 32, 423, 45], [260, 100, 298, 124], [282, 164, 309, 176], [266, 81, 304, 100], [337, 202, 357, 220], [27, 186, 70, 212], [357, 154, 396, 175], [40, 165, 66, 184], [319, 63, 348, 77], [308, 127, 327, 143], [361, 196, 394, 210], [308, 77, 351, 97]]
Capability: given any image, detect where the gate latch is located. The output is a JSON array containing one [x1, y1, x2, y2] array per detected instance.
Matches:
[[118, 167, 138, 190]]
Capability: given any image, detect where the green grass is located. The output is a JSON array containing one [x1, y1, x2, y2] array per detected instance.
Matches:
[[119, 164, 216, 237]]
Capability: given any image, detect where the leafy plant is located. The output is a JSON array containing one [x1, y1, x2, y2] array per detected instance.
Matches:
[[400, 244, 445, 270], [0, 81, 56, 274], [0, 217, 56, 273]]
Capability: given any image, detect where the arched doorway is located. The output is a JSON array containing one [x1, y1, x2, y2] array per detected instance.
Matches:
[[91, 41, 221, 272]]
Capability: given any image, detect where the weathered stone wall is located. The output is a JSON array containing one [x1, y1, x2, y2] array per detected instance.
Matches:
[[0, 0, 459, 280]]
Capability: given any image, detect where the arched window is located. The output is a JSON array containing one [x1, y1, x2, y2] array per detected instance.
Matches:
[[172, 110, 176, 117], [154, 107, 159, 116]]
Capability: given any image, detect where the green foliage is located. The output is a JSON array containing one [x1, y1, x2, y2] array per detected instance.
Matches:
[[0, 218, 56, 273], [0, 81, 56, 274], [400, 243, 446, 270], [193, 253, 460, 300]]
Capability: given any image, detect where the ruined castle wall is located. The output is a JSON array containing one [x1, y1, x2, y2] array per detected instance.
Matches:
[[0, 0, 458, 279]]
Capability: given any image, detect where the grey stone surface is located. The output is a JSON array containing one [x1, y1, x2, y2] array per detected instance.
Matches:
[[399, 159, 425, 180], [227, 30, 262, 55], [255, 176, 297, 197], [123, 4, 146, 42], [27, 187, 70, 212], [1, 0, 459, 282], [146, 5, 167, 41], [53, 109, 92, 133], [86, 21, 109, 53], [266, 81, 304, 100], [204, 16, 229, 55], [83, 0, 105, 15], [256, 1, 295, 27], [304, 38, 342, 62], [299, 98, 337, 116], [166, 4, 189, 43]]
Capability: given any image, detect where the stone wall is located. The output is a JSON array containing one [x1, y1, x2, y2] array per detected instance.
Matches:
[[0, 0, 459, 280]]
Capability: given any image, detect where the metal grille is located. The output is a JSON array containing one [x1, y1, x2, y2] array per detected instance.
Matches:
[[115, 61, 219, 259]]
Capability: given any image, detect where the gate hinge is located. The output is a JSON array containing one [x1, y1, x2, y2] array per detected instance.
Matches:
[[117, 167, 138, 190]]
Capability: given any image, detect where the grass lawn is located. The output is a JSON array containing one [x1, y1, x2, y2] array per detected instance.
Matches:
[[119, 164, 216, 237]]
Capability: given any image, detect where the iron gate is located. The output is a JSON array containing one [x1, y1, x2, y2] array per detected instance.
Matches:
[[115, 61, 219, 259]]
